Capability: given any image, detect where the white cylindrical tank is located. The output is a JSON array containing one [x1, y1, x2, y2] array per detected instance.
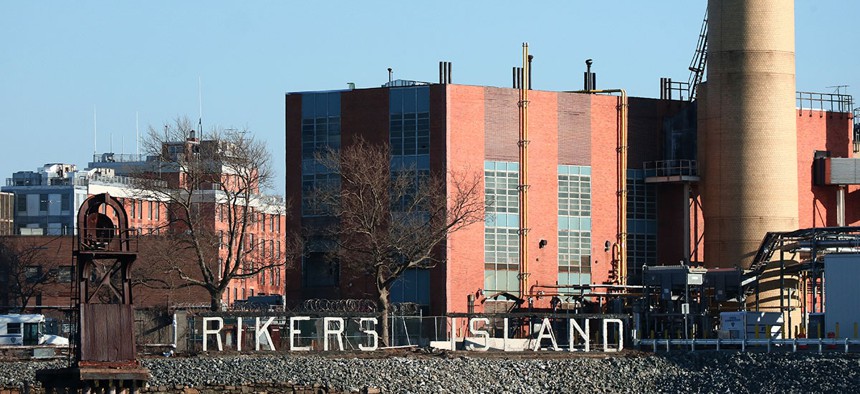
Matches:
[[700, 0, 799, 269]]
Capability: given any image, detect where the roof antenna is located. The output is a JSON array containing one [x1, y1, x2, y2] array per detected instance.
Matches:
[[198, 76, 204, 138], [93, 105, 97, 154], [388, 68, 393, 84]]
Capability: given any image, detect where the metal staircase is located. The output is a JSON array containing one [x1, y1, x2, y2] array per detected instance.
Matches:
[[687, 9, 708, 101]]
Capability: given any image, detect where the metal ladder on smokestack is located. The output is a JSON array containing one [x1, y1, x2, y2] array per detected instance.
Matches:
[[687, 9, 708, 101]]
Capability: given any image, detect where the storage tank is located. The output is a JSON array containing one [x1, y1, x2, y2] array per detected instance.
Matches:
[[699, 0, 799, 268]]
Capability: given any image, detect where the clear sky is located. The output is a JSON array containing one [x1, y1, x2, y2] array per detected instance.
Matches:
[[1, 1, 857, 196]]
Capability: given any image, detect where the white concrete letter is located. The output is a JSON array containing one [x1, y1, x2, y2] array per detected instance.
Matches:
[[449, 317, 457, 351], [358, 318, 378, 351], [323, 317, 345, 351], [533, 318, 559, 351], [202, 317, 224, 352], [236, 317, 243, 351], [290, 316, 311, 351], [568, 318, 590, 352], [503, 318, 509, 351], [255, 317, 275, 351], [467, 318, 491, 351], [603, 318, 624, 352]]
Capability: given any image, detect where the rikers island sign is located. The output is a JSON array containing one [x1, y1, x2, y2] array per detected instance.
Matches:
[[201, 316, 626, 353]]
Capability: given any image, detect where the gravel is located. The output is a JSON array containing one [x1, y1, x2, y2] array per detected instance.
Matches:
[[2, 351, 859, 393]]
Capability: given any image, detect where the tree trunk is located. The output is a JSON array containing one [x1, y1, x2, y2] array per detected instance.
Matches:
[[210, 290, 223, 311], [378, 287, 391, 347]]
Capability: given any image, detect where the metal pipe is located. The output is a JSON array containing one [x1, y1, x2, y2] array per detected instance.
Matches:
[[574, 88, 628, 284], [518, 43, 531, 299]]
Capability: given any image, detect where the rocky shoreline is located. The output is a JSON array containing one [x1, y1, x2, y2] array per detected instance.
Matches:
[[1, 351, 859, 393]]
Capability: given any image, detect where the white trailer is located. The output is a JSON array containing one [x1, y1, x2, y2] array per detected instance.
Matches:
[[719, 311, 784, 340], [0, 314, 68, 346]]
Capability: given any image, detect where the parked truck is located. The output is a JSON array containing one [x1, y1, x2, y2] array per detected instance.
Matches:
[[0, 314, 69, 346]]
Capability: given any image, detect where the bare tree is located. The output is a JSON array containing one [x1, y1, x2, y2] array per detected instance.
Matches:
[[132, 117, 297, 311], [0, 236, 63, 312], [311, 139, 484, 345]]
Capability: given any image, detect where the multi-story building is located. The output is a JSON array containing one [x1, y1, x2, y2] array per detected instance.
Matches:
[[88, 137, 288, 305], [0, 137, 288, 311], [284, 76, 855, 317], [0, 192, 13, 235]]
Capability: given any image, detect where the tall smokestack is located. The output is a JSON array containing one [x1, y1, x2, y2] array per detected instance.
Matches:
[[699, 0, 798, 268]]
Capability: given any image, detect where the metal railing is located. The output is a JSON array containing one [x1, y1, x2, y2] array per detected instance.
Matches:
[[91, 153, 149, 163], [796, 91, 854, 114], [636, 337, 860, 354], [643, 160, 698, 178]]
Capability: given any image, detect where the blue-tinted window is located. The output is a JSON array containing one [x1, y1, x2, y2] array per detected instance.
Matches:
[[627, 169, 657, 283], [558, 165, 592, 288], [484, 161, 520, 294], [301, 92, 342, 216]]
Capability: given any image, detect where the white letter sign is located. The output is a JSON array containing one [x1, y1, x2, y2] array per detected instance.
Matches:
[[358, 318, 378, 351], [323, 317, 345, 351], [202, 317, 224, 352], [290, 316, 311, 351]]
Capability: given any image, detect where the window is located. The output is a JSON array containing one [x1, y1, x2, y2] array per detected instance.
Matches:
[[25, 266, 42, 283], [626, 169, 657, 283], [303, 237, 338, 287], [130, 199, 136, 218], [148, 201, 153, 220], [57, 266, 73, 283], [39, 194, 48, 211], [558, 165, 592, 287], [16, 195, 26, 212], [483, 161, 520, 294], [219, 231, 224, 249], [155, 202, 160, 220], [138, 201, 143, 219], [301, 92, 341, 217], [270, 215, 274, 232], [389, 86, 430, 158], [7, 323, 21, 335], [261, 270, 266, 286], [277, 240, 281, 258], [61, 193, 70, 211]]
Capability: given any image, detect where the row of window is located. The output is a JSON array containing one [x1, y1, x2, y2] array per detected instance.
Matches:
[[16, 193, 72, 212], [127, 199, 161, 221], [218, 231, 283, 259], [215, 204, 282, 233]]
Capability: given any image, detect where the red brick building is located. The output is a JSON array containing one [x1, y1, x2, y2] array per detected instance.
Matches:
[[285, 81, 855, 316], [0, 137, 288, 312]]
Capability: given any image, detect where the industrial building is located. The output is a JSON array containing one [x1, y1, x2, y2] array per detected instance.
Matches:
[[284, 0, 858, 333]]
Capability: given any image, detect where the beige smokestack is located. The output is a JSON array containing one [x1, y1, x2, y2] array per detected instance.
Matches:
[[700, 0, 799, 269]]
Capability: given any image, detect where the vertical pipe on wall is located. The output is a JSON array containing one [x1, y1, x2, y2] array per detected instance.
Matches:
[[518, 43, 531, 298]]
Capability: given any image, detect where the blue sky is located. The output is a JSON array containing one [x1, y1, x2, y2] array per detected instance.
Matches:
[[1, 1, 856, 196]]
